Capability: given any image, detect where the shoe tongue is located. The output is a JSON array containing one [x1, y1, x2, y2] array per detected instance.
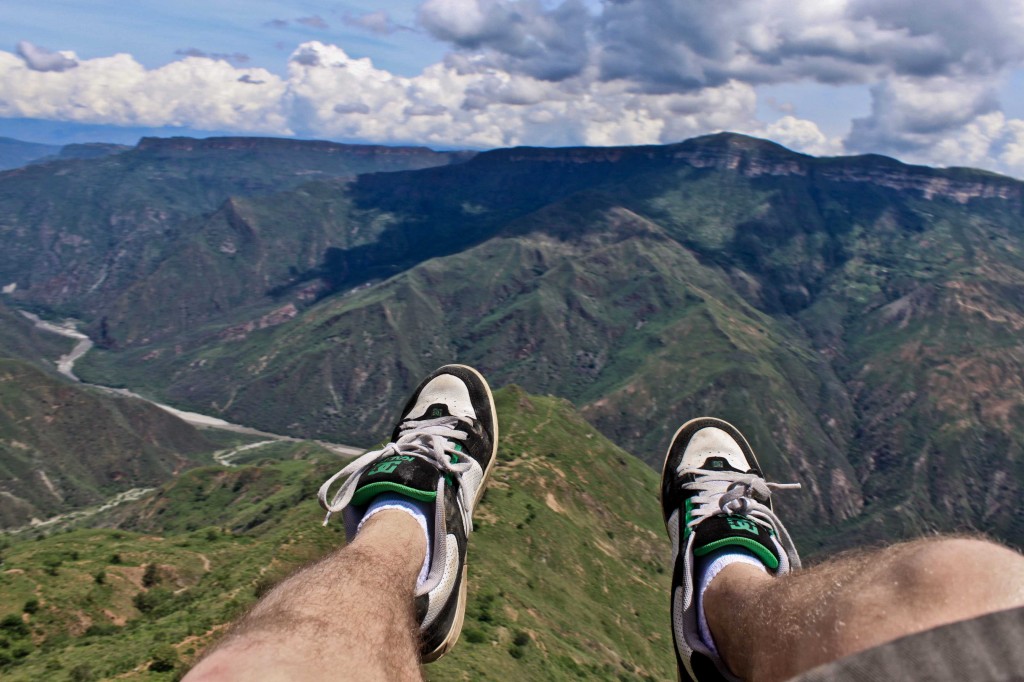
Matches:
[[351, 454, 441, 507], [692, 515, 781, 571]]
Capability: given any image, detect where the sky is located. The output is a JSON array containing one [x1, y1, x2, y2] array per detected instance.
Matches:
[[2, 0, 1024, 178]]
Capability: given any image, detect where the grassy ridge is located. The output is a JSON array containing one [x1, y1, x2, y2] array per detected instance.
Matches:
[[0, 388, 675, 680]]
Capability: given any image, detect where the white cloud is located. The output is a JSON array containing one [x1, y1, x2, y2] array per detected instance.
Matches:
[[763, 116, 843, 157], [848, 75, 1000, 153], [3, 0, 1024, 178], [0, 51, 288, 132]]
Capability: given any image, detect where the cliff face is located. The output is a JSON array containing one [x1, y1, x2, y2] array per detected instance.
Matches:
[[486, 133, 1024, 205]]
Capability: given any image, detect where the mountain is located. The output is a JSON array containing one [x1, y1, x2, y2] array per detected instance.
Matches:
[[0, 389, 676, 681], [50, 143, 132, 162], [1, 133, 1023, 552], [0, 300, 219, 528], [0, 136, 469, 321], [0, 138, 60, 171]]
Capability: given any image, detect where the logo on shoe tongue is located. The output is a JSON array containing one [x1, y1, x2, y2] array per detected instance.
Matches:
[[425, 402, 452, 419], [367, 455, 415, 476], [726, 517, 759, 535]]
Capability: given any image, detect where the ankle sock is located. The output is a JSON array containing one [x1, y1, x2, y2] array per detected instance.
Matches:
[[696, 548, 767, 655], [357, 493, 433, 586]]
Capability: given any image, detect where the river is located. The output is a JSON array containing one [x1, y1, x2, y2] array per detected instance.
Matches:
[[21, 312, 364, 456]]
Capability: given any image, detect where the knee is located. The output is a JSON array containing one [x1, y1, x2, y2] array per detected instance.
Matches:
[[889, 537, 1024, 610]]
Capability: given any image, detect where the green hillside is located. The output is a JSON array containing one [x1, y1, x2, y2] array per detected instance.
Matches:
[[71, 134, 1024, 551], [0, 136, 465, 328], [0, 388, 675, 681], [2, 132, 1023, 553], [0, 358, 220, 528]]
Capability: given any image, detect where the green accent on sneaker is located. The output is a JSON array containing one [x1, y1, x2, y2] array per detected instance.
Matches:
[[683, 498, 695, 540], [444, 444, 462, 486], [694, 537, 780, 570], [351, 482, 438, 506]]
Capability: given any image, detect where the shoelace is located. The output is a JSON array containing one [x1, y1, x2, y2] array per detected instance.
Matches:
[[317, 415, 475, 530], [680, 467, 802, 565]]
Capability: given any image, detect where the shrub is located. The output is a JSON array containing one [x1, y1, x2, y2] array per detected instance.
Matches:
[[0, 615, 28, 638], [93, 570, 106, 585], [133, 588, 173, 615], [149, 644, 179, 672], [84, 623, 119, 637], [463, 627, 486, 644], [142, 563, 160, 588], [22, 600, 38, 615], [69, 663, 95, 681]]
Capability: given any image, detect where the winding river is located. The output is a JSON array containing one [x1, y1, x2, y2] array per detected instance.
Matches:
[[21, 312, 364, 456]]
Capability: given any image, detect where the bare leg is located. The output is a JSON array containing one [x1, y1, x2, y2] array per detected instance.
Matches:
[[185, 510, 426, 682], [705, 536, 1024, 682]]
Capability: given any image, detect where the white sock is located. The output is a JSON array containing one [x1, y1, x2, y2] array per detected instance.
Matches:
[[357, 493, 433, 586], [696, 549, 767, 655]]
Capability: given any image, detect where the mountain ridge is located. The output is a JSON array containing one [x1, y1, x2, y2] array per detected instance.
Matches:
[[0, 388, 677, 680], [1, 131, 1022, 552]]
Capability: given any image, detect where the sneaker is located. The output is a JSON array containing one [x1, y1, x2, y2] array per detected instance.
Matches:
[[661, 417, 801, 681], [317, 364, 498, 662]]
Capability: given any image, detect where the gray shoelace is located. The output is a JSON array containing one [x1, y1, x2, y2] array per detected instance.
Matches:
[[318, 415, 474, 530], [679, 467, 802, 568]]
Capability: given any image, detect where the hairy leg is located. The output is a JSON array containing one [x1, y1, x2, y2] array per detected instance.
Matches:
[[185, 510, 425, 682], [705, 536, 1024, 682]]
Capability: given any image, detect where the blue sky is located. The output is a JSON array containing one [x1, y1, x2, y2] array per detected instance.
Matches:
[[2, 0, 1024, 177]]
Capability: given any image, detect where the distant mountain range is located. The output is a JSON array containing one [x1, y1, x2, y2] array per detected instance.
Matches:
[[1, 133, 1023, 554], [0, 137, 132, 171]]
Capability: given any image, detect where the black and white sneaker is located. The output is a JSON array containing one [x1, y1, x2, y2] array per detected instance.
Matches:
[[661, 418, 801, 681], [317, 364, 498, 662]]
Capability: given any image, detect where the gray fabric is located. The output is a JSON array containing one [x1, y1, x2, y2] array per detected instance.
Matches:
[[790, 606, 1024, 682]]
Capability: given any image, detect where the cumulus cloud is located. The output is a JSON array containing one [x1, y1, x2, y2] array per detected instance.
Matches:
[[764, 116, 843, 157], [343, 11, 406, 36], [5, 0, 1024, 178], [595, 0, 1024, 91], [0, 50, 287, 132], [15, 40, 77, 72], [279, 42, 757, 147], [847, 76, 1001, 154], [847, 83, 1024, 174], [418, 0, 591, 81]]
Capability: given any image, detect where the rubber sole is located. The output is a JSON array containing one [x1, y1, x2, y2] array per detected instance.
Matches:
[[420, 364, 498, 663]]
